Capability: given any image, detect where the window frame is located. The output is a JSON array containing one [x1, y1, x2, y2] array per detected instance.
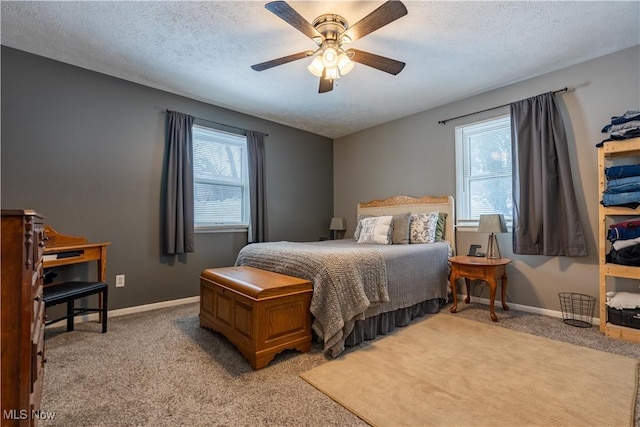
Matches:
[[192, 124, 250, 233], [455, 114, 513, 227]]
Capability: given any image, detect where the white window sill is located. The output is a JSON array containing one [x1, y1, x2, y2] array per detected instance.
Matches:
[[195, 226, 248, 234], [455, 222, 513, 233]]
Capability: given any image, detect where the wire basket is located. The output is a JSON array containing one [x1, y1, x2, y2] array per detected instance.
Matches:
[[558, 292, 596, 328]]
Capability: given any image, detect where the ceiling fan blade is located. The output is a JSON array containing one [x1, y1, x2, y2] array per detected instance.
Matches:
[[265, 1, 321, 40], [343, 1, 408, 43], [319, 69, 334, 93], [348, 49, 405, 75], [251, 51, 314, 71], [318, 79, 333, 93]]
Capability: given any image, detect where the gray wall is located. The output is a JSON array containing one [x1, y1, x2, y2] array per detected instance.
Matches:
[[4, 44, 638, 317], [1, 46, 333, 310], [334, 45, 640, 317]]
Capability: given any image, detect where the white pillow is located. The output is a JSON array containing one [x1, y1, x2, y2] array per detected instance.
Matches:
[[353, 215, 373, 241], [606, 292, 640, 310], [410, 211, 439, 244], [356, 216, 393, 244]]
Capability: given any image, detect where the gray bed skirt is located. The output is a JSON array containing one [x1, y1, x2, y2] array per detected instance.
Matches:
[[344, 297, 446, 346]]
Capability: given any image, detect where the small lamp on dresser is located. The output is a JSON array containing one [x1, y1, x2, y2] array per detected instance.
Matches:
[[329, 217, 346, 240], [478, 214, 508, 259]]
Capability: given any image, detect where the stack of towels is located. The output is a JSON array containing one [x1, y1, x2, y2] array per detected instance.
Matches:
[[607, 218, 640, 266]]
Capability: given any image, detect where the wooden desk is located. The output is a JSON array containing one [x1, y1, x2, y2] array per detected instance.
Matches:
[[43, 225, 110, 320], [449, 255, 511, 322], [43, 225, 109, 278], [44, 243, 109, 281]]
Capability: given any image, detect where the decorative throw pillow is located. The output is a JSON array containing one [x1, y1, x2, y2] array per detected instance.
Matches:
[[409, 211, 439, 244], [353, 215, 373, 241], [435, 212, 448, 241], [390, 212, 411, 244], [357, 216, 393, 244]]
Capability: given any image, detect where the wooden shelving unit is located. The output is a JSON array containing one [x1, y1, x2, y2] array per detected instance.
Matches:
[[598, 137, 640, 343]]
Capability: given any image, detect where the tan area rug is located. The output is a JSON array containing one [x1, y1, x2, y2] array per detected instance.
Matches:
[[301, 314, 639, 427]]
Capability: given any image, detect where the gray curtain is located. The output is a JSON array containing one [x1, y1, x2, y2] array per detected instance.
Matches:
[[510, 92, 587, 256], [163, 111, 195, 254], [247, 130, 268, 243]]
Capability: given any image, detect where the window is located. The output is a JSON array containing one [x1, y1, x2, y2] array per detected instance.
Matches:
[[455, 115, 512, 224], [192, 125, 250, 230]]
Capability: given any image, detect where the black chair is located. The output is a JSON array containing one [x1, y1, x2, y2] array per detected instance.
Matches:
[[43, 281, 108, 333]]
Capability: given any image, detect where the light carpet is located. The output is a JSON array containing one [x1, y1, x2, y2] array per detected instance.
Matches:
[[301, 314, 639, 427]]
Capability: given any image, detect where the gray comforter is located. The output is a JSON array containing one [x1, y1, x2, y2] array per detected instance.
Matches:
[[236, 241, 389, 356], [235, 239, 450, 356]]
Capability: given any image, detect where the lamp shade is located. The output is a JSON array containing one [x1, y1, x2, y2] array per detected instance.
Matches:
[[329, 217, 346, 231], [478, 214, 507, 259], [324, 65, 339, 80], [337, 53, 354, 75], [308, 47, 354, 80], [477, 214, 507, 234], [307, 56, 324, 77], [322, 47, 339, 67]]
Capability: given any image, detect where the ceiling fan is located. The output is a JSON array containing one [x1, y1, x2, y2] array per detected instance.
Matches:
[[251, 1, 407, 93]]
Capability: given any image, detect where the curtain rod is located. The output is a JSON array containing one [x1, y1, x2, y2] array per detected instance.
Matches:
[[437, 87, 569, 125], [166, 109, 268, 137]]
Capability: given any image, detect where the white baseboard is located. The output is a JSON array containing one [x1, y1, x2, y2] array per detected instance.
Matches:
[[107, 296, 200, 318], [47, 296, 201, 327], [459, 294, 601, 326], [50, 293, 600, 328]]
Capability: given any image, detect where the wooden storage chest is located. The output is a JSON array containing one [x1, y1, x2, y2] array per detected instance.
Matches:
[[199, 266, 312, 369]]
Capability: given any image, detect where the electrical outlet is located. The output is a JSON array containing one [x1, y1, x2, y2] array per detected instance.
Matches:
[[116, 274, 125, 287]]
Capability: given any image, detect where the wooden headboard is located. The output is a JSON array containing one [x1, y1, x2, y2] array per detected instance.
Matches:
[[357, 195, 455, 252]]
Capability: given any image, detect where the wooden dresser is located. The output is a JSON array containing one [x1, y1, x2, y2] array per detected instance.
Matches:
[[1, 210, 47, 426]]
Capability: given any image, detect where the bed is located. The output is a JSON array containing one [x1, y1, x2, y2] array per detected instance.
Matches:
[[235, 195, 455, 357]]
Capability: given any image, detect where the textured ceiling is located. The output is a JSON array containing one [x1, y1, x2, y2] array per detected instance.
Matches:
[[2, 1, 639, 139]]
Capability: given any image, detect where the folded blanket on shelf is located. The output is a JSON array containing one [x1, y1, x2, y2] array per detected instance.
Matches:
[[606, 291, 640, 310], [607, 244, 640, 266], [613, 236, 640, 251]]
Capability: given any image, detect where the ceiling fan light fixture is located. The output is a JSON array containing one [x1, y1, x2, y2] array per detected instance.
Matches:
[[324, 66, 339, 80], [253, 1, 408, 93], [337, 53, 354, 76], [307, 56, 324, 77], [322, 47, 339, 67]]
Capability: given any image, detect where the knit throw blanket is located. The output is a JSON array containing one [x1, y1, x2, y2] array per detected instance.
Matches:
[[236, 241, 389, 357]]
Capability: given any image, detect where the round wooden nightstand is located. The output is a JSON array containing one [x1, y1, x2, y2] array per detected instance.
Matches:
[[448, 255, 512, 322]]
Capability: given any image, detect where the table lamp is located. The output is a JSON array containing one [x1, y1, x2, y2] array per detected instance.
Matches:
[[478, 214, 507, 259], [329, 217, 346, 240]]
